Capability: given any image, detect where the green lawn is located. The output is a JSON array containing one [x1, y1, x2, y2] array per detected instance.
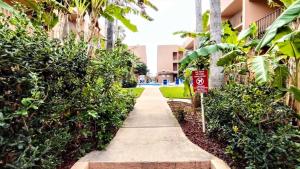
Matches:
[[159, 87, 192, 99], [126, 87, 145, 98]]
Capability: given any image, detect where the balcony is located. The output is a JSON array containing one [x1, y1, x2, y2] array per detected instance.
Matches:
[[228, 10, 243, 30], [256, 8, 282, 38], [221, 0, 242, 17]]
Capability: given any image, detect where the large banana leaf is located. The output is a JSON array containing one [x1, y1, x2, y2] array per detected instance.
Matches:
[[238, 23, 257, 41], [274, 30, 300, 58], [183, 68, 195, 97], [222, 22, 239, 45], [288, 86, 300, 101], [0, 0, 18, 14], [280, 0, 297, 7], [173, 31, 210, 38], [273, 64, 289, 88], [256, 0, 300, 50], [202, 10, 210, 32], [105, 4, 138, 32], [271, 26, 292, 43], [249, 55, 273, 83], [217, 50, 245, 66], [180, 43, 237, 71]]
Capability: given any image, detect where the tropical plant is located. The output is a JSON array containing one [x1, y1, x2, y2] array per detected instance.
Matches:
[[251, 0, 300, 104], [135, 62, 148, 75]]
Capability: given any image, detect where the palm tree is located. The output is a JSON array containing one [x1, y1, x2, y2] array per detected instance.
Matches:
[[195, 0, 202, 48], [209, 0, 223, 88], [106, 0, 114, 50]]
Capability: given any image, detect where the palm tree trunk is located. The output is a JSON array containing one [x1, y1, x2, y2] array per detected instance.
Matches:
[[106, 20, 114, 50], [209, 0, 223, 88], [106, 0, 114, 50], [195, 0, 202, 48]]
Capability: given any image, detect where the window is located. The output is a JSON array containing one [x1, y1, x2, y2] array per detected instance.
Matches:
[[173, 52, 177, 60], [173, 63, 178, 71]]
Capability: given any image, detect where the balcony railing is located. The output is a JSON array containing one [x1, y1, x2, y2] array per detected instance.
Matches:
[[256, 8, 282, 38]]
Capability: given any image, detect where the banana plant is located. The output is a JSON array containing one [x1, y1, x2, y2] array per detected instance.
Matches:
[[251, 0, 300, 102], [250, 31, 299, 88], [0, 0, 18, 14], [256, 0, 300, 50], [183, 68, 195, 97]]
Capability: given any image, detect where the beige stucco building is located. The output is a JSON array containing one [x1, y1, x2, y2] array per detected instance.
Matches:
[[129, 45, 147, 65], [156, 45, 184, 83], [222, 0, 280, 35]]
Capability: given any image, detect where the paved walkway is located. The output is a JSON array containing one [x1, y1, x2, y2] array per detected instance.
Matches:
[[72, 87, 229, 169]]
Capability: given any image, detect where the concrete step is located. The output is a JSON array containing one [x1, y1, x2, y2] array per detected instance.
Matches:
[[88, 161, 210, 169]]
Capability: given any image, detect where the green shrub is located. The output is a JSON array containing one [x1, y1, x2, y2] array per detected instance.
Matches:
[[204, 83, 300, 168], [0, 13, 135, 168], [122, 77, 138, 88]]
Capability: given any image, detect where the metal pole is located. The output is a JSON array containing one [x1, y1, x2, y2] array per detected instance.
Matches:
[[201, 92, 205, 133]]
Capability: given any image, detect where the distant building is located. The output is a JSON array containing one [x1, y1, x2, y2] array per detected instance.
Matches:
[[156, 45, 184, 83], [129, 45, 147, 65]]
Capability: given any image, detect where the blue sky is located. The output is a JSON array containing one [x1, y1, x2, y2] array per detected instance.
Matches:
[[124, 0, 210, 76]]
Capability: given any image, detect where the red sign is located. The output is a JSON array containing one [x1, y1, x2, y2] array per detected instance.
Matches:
[[192, 70, 209, 93]]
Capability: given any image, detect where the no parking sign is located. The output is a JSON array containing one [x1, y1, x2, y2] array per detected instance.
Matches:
[[192, 70, 208, 93], [192, 70, 208, 133]]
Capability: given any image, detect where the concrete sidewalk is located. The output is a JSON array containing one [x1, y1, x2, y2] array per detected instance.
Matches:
[[72, 87, 229, 169]]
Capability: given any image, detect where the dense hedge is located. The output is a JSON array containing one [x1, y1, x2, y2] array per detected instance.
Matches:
[[204, 83, 300, 168], [0, 14, 135, 168]]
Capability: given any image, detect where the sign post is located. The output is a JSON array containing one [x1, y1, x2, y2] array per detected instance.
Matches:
[[192, 70, 208, 133]]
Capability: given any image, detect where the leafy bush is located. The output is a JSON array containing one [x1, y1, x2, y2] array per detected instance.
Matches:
[[122, 77, 138, 88], [204, 83, 300, 168], [0, 14, 135, 168]]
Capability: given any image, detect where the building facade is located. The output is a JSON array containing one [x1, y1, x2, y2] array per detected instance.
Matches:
[[221, 0, 280, 35], [156, 45, 184, 83], [128, 45, 147, 65]]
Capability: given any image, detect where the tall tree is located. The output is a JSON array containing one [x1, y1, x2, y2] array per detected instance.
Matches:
[[195, 0, 202, 48], [209, 0, 223, 88]]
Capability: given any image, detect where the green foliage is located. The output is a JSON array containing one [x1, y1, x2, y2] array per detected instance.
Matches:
[[135, 62, 148, 75], [217, 50, 245, 67], [238, 23, 258, 41], [180, 43, 237, 71], [288, 86, 300, 101], [0, 0, 18, 14], [249, 55, 274, 83], [0, 14, 135, 168], [202, 10, 210, 32], [122, 77, 138, 88], [222, 22, 239, 45], [256, 0, 300, 50], [173, 31, 209, 38], [204, 83, 300, 168], [275, 30, 300, 58], [183, 68, 195, 97]]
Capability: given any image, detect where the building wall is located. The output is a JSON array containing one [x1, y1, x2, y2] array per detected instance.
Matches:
[[229, 10, 243, 29], [129, 45, 147, 64], [221, 0, 235, 12], [157, 45, 180, 83], [243, 0, 276, 29], [157, 45, 179, 73], [221, 0, 277, 29]]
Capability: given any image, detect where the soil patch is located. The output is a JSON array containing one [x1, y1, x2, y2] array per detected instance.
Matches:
[[168, 101, 234, 167]]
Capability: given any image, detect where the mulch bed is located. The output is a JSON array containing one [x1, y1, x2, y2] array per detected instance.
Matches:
[[168, 101, 234, 167]]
